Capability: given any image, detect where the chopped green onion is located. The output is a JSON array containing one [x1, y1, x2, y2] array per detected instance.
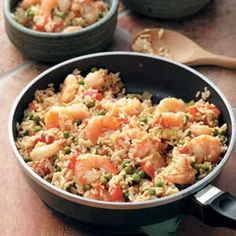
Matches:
[[98, 11, 105, 18], [55, 10, 65, 19], [178, 140, 185, 145], [24, 8, 34, 19], [23, 130, 29, 136], [139, 117, 148, 124], [122, 160, 130, 168]]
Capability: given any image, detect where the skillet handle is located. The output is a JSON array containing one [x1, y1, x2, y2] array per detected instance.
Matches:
[[191, 185, 236, 230]]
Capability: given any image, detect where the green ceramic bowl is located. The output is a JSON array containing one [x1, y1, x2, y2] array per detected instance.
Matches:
[[4, 0, 119, 63], [125, 0, 210, 19]]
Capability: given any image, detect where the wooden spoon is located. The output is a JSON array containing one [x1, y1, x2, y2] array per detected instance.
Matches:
[[130, 28, 236, 69]]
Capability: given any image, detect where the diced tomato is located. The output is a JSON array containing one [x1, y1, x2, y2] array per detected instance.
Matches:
[[141, 161, 155, 179], [95, 1, 106, 11], [95, 92, 103, 101], [207, 104, 221, 117], [33, 159, 51, 177], [179, 146, 189, 154], [109, 185, 124, 202], [118, 117, 129, 124], [189, 106, 198, 117], [33, 133, 54, 146], [52, 21, 64, 32], [28, 102, 38, 111], [68, 154, 77, 169], [34, 22, 47, 32]]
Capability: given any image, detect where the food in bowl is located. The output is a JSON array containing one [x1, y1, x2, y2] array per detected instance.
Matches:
[[12, 0, 108, 33], [15, 68, 227, 202]]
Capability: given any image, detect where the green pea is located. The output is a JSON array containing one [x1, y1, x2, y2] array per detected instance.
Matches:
[[201, 163, 210, 171], [148, 188, 156, 195], [178, 140, 185, 145], [24, 8, 34, 19], [122, 160, 130, 168], [125, 166, 133, 175], [123, 192, 129, 200], [139, 117, 148, 124], [23, 156, 31, 162], [87, 101, 95, 108], [84, 184, 92, 191], [132, 173, 141, 183], [33, 115, 40, 123], [98, 110, 106, 116], [90, 67, 98, 72], [79, 80, 85, 85], [34, 126, 42, 132], [64, 147, 71, 154], [63, 132, 70, 139], [156, 180, 163, 188], [23, 130, 29, 136], [98, 11, 105, 18], [56, 166, 61, 172], [100, 176, 107, 185], [105, 172, 113, 181], [138, 170, 145, 178], [76, 118, 82, 125], [56, 11, 65, 19]]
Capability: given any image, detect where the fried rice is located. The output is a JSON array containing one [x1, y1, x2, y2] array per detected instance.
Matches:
[[16, 68, 228, 202]]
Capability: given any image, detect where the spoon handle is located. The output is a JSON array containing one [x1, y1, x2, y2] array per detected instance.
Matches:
[[187, 52, 236, 69]]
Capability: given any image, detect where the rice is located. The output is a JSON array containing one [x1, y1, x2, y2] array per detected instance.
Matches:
[[12, 0, 108, 33], [16, 68, 228, 202]]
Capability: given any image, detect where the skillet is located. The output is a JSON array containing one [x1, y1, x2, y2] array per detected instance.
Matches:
[[8, 52, 236, 233]]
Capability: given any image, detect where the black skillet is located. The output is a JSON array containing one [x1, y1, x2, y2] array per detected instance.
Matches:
[[9, 52, 236, 234]]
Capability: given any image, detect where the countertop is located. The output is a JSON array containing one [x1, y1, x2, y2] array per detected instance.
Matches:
[[0, 0, 236, 235]]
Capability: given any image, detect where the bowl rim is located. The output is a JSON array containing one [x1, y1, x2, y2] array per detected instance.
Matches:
[[8, 51, 236, 210], [4, 0, 119, 38]]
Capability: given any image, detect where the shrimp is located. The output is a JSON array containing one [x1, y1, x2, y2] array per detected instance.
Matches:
[[30, 140, 62, 161], [74, 154, 118, 186], [41, 0, 58, 17], [126, 129, 163, 158], [85, 115, 120, 143], [141, 153, 165, 178], [187, 135, 222, 163], [60, 74, 78, 103], [102, 98, 143, 117], [20, 0, 40, 9], [158, 148, 196, 185], [44, 103, 90, 129], [190, 124, 213, 137], [158, 98, 187, 113], [155, 112, 187, 129], [84, 69, 106, 90]]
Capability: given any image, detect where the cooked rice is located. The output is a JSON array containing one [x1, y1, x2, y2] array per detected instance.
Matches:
[[16, 68, 228, 202]]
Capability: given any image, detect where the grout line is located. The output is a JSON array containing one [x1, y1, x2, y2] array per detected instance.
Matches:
[[0, 61, 35, 81]]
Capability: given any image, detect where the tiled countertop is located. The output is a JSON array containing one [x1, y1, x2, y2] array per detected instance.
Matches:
[[0, 1, 236, 235]]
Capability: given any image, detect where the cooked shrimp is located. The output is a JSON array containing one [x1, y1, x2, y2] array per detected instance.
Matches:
[[158, 149, 196, 185], [102, 98, 143, 117], [84, 69, 106, 90], [20, 0, 40, 9], [187, 135, 222, 163], [30, 140, 62, 161], [41, 0, 58, 17], [141, 153, 165, 178], [74, 154, 118, 186], [190, 124, 213, 136], [158, 98, 187, 113], [85, 115, 120, 143], [60, 74, 78, 103], [44, 103, 90, 129], [155, 112, 186, 129]]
